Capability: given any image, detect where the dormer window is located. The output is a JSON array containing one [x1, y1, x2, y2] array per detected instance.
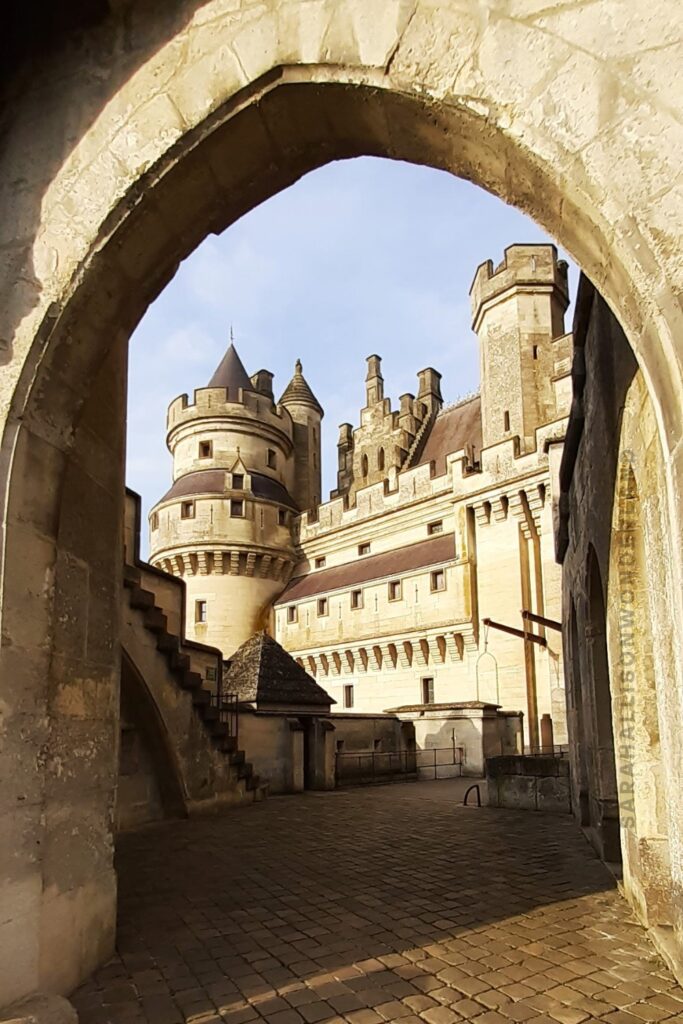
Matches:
[[199, 440, 212, 459], [267, 448, 277, 469], [232, 473, 244, 490], [181, 501, 195, 519]]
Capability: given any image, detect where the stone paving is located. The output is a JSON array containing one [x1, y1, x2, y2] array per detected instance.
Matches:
[[72, 781, 683, 1024]]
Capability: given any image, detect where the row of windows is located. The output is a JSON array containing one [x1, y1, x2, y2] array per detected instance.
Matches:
[[310, 521, 444, 570], [151, 501, 288, 528], [285, 569, 446, 622], [195, 440, 278, 469], [341, 677, 435, 709]]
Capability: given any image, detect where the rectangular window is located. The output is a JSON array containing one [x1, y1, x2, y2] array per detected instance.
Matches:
[[422, 677, 435, 704], [504, 410, 510, 432], [199, 440, 213, 459], [181, 500, 194, 519], [267, 448, 277, 468], [388, 580, 402, 601], [315, 556, 326, 568], [151, 512, 159, 530], [317, 597, 328, 617], [343, 684, 354, 709], [428, 520, 443, 535], [287, 606, 297, 624], [358, 542, 371, 556], [195, 600, 207, 624], [430, 569, 446, 592], [278, 509, 287, 526], [350, 589, 363, 610], [230, 499, 244, 518], [232, 473, 244, 490]]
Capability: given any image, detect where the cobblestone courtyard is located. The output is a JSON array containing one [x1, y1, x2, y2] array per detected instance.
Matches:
[[73, 782, 683, 1024]]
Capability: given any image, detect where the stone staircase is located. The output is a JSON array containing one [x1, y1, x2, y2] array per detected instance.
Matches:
[[122, 489, 268, 813], [402, 411, 435, 470]]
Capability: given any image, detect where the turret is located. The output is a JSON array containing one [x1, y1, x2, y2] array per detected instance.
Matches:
[[279, 359, 324, 512], [365, 354, 384, 407], [148, 338, 301, 658], [470, 244, 569, 452]]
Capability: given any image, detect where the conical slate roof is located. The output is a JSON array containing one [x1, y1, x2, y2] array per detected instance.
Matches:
[[279, 359, 323, 415], [208, 343, 252, 391], [224, 632, 334, 708]]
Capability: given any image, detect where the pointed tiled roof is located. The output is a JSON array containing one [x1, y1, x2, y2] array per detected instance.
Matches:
[[224, 632, 334, 708], [208, 343, 253, 391], [279, 359, 323, 415]]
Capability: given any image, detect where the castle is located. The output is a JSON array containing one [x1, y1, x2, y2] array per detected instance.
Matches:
[[149, 244, 572, 750]]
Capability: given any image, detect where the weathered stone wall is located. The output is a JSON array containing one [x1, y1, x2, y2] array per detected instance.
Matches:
[[1, 0, 682, 1007], [486, 755, 571, 814], [560, 281, 683, 979]]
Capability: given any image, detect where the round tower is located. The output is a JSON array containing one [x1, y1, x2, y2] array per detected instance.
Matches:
[[279, 359, 323, 511], [148, 341, 300, 658]]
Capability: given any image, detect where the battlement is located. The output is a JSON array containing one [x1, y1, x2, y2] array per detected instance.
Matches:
[[167, 386, 293, 439], [470, 244, 569, 331]]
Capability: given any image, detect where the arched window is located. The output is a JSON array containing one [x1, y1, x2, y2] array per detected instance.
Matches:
[[361, 454, 368, 478], [378, 447, 385, 471]]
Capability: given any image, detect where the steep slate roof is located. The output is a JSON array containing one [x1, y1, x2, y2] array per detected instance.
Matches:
[[158, 469, 297, 509], [275, 533, 456, 604], [416, 395, 482, 476], [208, 343, 253, 391], [279, 359, 323, 415], [224, 632, 334, 707]]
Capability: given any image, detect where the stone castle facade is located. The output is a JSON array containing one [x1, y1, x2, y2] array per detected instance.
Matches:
[[149, 244, 572, 749]]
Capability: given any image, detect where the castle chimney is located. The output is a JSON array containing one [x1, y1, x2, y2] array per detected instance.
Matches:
[[365, 354, 384, 407], [417, 368, 443, 416], [250, 369, 274, 400]]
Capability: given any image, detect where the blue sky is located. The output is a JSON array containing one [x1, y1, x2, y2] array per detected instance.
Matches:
[[127, 156, 577, 554]]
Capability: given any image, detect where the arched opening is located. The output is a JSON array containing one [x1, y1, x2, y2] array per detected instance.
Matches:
[[0, 16, 681, 1003], [586, 545, 621, 863], [567, 599, 591, 826], [361, 453, 369, 479], [378, 447, 385, 472]]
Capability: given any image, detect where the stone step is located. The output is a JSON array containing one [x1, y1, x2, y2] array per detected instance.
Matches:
[[169, 650, 191, 672], [144, 607, 167, 633], [129, 586, 155, 611], [181, 670, 203, 691], [192, 688, 211, 707], [157, 632, 180, 655]]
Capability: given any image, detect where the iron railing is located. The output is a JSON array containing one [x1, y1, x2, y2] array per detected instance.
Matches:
[[335, 745, 464, 787], [210, 669, 239, 744]]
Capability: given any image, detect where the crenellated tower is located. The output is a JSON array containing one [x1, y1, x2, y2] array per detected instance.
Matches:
[[148, 341, 323, 658], [470, 244, 570, 453]]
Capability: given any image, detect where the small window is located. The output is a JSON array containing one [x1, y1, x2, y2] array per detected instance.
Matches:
[[422, 677, 435, 704], [151, 512, 159, 530], [431, 569, 446, 592], [532, 345, 538, 360], [181, 500, 194, 519], [195, 600, 207, 624], [336, 739, 345, 752], [230, 499, 244, 518], [428, 520, 443, 536], [315, 556, 326, 569], [287, 606, 297, 624], [358, 542, 371, 556], [388, 580, 402, 602], [278, 509, 287, 526], [378, 448, 385, 471], [350, 589, 363, 610], [267, 448, 277, 469], [361, 454, 369, 478], [343, 684, 354, 709], [504, 410, 510, 432], [199, 440, 212, 459], [232, 473, 244, 490], [317, 597, 328, 617], [374, 739, 381, 751]]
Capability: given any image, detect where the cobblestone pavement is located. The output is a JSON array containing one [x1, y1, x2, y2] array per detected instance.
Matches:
[[72, 781, 683, 1024]]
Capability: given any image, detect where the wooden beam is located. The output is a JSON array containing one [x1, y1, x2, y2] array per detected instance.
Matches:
[[483, 617, 547, 647], [521, 609, 562, 632]]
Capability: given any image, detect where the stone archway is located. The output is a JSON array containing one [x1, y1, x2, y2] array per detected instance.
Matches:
[[1, 0, 683, 1006]]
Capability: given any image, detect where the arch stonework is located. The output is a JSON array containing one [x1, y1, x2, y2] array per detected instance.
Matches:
[[1, 0, 683, 1006]]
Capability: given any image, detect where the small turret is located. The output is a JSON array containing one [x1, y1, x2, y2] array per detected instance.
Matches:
[[279, 359, 324, 512], [416, 368, 443, 416]]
